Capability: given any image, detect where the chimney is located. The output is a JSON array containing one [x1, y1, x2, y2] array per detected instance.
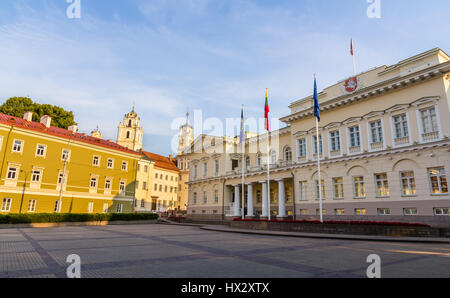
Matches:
[[23, 111, 33, 122], [40, 115, 52, 128], [68, 124, 78, 133]]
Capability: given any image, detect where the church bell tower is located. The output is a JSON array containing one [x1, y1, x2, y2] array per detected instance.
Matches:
[[117, 106, 144, 152]]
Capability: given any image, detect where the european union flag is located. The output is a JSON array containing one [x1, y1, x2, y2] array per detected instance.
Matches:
[[314, 76, 320, 122]]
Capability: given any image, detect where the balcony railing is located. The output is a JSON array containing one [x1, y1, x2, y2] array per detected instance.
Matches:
[[422, 131, 439, 142]]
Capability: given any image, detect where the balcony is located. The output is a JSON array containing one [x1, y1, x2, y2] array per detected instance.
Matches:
[[422, 131, 439, 142], [349, 146, 361, 154], [394, 136, 410, 146], [370, 141, 384, 151]]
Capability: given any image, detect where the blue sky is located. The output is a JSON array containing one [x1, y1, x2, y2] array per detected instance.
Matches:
[[0, 0, 449, 155]]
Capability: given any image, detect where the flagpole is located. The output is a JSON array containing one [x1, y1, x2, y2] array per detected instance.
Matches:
[[351, 38, 357, 76], [316, 117, 323, 223], [241, 105, 245, 220], [313, 74, 323, 223], [267, 130, 271, 221]]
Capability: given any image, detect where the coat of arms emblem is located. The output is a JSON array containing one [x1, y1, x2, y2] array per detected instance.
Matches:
[[341, 77, 362, 94]]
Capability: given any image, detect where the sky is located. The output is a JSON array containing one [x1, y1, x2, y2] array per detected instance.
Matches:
[[0, 0, 449, 155]]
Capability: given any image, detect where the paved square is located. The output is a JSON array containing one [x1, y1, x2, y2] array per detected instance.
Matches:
[[0, 224, 449, 278]]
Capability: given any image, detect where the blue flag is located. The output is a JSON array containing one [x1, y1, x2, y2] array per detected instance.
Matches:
[[314, 77, 320, 122], [240, 105, 245, 144]]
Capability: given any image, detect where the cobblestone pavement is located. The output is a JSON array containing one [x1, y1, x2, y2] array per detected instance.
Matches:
[[0, 224, 449, 278]]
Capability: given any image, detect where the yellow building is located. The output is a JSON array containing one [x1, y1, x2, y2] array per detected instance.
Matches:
[[0, 112, 141, 214], [116, 108, 184, 213]]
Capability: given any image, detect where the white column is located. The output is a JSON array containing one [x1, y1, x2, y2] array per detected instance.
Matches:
[[277, 179, 286, 218], [246, 183, 254, 217], [261, 181, 268, 218], [234, 185, 241, 217]]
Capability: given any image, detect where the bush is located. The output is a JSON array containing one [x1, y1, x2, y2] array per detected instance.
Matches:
[[0, 213, 158, 224]]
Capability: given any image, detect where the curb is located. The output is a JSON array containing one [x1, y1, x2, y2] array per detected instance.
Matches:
[[200, 225, 450, 244]]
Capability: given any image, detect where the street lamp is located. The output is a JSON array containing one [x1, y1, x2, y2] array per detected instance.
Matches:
[[19, 170, 30, 214]]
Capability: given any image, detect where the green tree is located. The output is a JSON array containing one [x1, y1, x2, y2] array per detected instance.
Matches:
[[0, 97, 75, 129]]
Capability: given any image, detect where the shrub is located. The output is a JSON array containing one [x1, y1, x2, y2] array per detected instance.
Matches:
[[0, 213, 158, 224]]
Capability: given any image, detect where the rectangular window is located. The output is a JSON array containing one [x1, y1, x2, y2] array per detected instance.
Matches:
[[315, 180, 325, 200], [143, 182, 147, 190], [335, 209, 345, 216], [434, 208, 450, 216], [144, 165, 148, 173], [54, 200, 60, 213], [214, 190, 219, 204], [428, 168, 448, 195], [333, 178, 344, 199], [36, 144, 46, 157], [120, 181, 126, 192], [377, 208, 391, 216], [117, 203, 123, 213], [93, 156, 100, 166], [329, 131, 341, 152], [348, 126, 360, 147], [203, 163, 208, 176], [313, 135, 323, 155], [90, 177, 98, 188], [299, 181, 307, 201], [404, 208, 418, 216], [353, 176, 366, 198], [107, 159, 114, 169], [28, 200, 36, 213], [193, 193, 197, 205], [1, 198, 12, 212], [300, 209, 309, 216], [121, 162, 128, 171], [88, 202, 94, 213], [421, 107, 438, 134], [7, 167, 18, 180], [105, 180, 111, 190], [400, 171, 416, 196], [393, 114, 409, 139], [194, 165, 198, 178], [141, 200, 145, 208], [31, 170, 42, 183], [316, 209, 326, 215], [103, 203, 109, 213], [203, 192, 207, 204], [12, 140, 23, 152], [375, 173, 390, 197], [214, 160, 219, 174], [355, 208, 367, 215], [369, 120, 383, 144], [297, 139, 306, 157], [62, 149, 71, 161]]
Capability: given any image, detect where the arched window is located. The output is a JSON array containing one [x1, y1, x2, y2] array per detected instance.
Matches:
[[126, 131, 131, 139], [128, 119, 132, 127], [284, 147, 292, 162]]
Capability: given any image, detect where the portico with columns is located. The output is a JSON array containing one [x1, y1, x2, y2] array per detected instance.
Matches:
[[228, 176, 295, 219]]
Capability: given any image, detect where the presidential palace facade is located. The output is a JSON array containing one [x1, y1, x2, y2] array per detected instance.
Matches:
[[182, 48, 450, 222]]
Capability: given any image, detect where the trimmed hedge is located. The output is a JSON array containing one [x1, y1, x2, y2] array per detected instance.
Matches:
[[233, 218, 430, 228], [0, 213, 158, 225]]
